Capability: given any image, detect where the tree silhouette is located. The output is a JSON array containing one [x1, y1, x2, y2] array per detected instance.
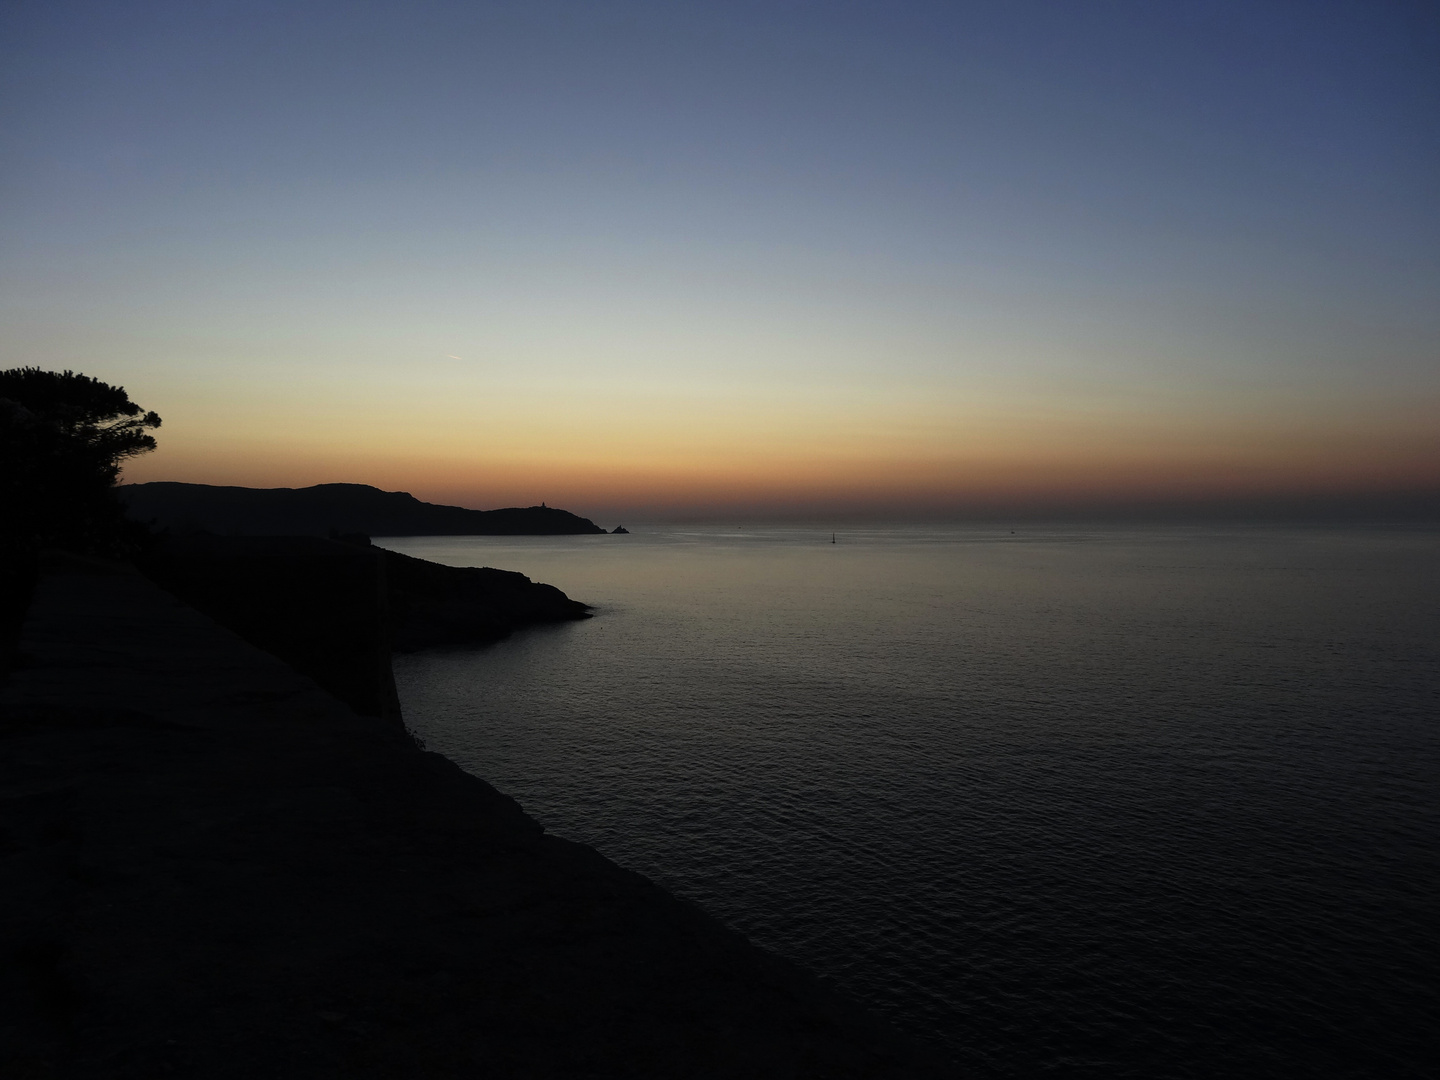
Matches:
[[1, 367, 161, 556]]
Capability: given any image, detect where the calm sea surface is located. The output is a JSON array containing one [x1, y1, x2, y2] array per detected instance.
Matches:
[[385, 526, 1439, 1077]]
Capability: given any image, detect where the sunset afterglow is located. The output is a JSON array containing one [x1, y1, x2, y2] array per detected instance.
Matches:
[[3, 2, 1436, 520]]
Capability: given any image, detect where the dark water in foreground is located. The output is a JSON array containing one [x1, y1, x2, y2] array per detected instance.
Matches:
[[388, 526, 1440, 1077]]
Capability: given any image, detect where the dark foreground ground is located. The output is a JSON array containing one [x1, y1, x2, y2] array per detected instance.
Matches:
[[0, 556, 951, 1079]]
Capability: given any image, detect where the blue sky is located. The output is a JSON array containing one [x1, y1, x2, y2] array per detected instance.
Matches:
[[3, 1, 1437, 516]]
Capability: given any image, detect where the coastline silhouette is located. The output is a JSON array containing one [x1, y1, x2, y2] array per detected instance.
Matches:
[[121, 481, 609, 538], [1, 366, 947, 1077]]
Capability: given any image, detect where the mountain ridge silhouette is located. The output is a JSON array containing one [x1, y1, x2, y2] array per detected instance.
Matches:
[[120, 481, 607, 536]]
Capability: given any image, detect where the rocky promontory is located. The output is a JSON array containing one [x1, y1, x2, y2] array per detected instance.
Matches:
[[136, 534, 593, 719]]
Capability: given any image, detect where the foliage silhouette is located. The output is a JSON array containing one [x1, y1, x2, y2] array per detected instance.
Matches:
[[0, 367, 161, 558]]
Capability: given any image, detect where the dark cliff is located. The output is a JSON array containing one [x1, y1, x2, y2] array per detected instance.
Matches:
[[0, 556, 951, 1079], [136, 535, 592, 720], [119, 481, 608, 536]]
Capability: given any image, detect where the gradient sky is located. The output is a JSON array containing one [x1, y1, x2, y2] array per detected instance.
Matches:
[[3, 1, 1437, 519]]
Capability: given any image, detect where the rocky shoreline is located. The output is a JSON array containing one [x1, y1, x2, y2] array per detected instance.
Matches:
[[1, 553, 952, 1078]]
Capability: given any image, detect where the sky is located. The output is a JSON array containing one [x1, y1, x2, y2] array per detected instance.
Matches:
[[2, 0, 1437, 521]]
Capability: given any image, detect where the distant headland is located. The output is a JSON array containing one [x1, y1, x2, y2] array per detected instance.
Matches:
[[119, 481, 608, 537]]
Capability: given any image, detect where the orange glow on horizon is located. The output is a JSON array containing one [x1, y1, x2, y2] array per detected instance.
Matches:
[[114, 363, 1440, 520], [123, 414, 1440, 520]]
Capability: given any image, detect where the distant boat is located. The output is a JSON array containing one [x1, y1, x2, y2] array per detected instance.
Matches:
[[831, 533, 836, 544]]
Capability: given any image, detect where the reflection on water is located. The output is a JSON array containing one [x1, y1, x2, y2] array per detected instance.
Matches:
[[388, 525, 1440, 1078]]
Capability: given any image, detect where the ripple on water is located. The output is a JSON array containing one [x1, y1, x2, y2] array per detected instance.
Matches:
[[390, 526, 1440, 1078]]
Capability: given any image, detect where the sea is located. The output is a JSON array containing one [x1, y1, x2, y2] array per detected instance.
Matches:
[[384, 525, 1439, 1078]]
